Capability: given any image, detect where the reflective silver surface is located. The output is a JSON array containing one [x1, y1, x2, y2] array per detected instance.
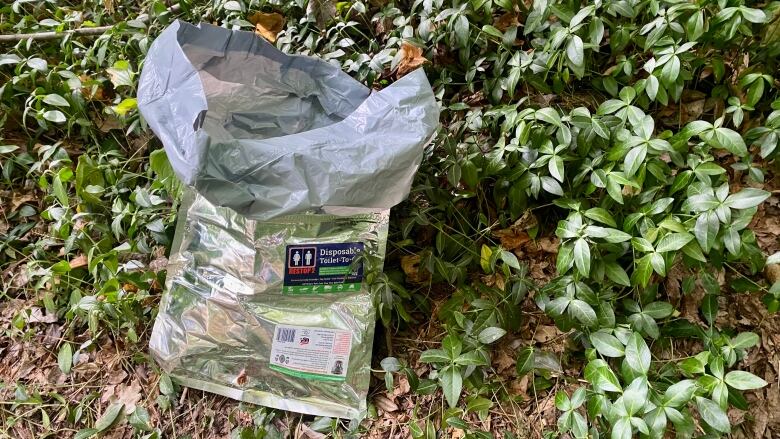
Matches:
[[150, 190, 388, 419]]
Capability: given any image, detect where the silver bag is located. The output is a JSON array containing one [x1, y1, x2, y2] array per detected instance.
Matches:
[[138, 21, 438, 418]]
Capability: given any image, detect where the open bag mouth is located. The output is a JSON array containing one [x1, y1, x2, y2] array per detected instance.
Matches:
[[138, 20, 440, 220]]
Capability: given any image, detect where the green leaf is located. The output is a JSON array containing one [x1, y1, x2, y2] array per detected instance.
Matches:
[[477, 327, 507, 344], [701, 294, 718, 325], [94, 403, 123, 432], [555, 390, 572, 411], [480, 244, 493, 273], [574, 238, 591, 276], [624, 145, 647, 177], [516, 346, 535, 376], [695, 396, 730, 433], [740, 7, 766, 23], [724, 371, 768, 390], [43, 110, 67, 123], [501, 250, 521, 270], [440, 366, 463, 408], [536, 107, 562, 127], [623, 376, 648, 415], [73, 429, 98, 439], [590, 331, 625, 357], [713, 127, 748, 156], [731, 332, 759, 349], [481, 24, 504, 38], [650, 252, 665, 276], [584, 359, 622, 392], [58, 343, 72, 374], [43, 94, 70, 107], [605, 262, 631, 287], [569, 299, 597, 327], [624, 332, 651, 375], [643, 302, 673, 319], [419, 349, 450, 363], [724, 188, 770, 209], [52, 175, 69, 207], [632, 254, 653, 287], [663, 379, 697, 408], [585, 207, 617, 227], [455, 350, 487, 365], [611, 417, 632, 439], [128, 406, 151, 431], [549, 155, 565, 182], [466, 396, 493, 413], [655, 233, 694, 253], [566, 35, 585, 77]]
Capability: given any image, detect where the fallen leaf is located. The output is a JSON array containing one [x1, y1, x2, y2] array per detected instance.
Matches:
[[493, 228, 530, 251], [374, 394, 399, 412], [69, 254, 87, 269], [533, 325, 560, 344], [116, 380, 142, 414], [494, 12, 520, 31], [396, 42, 429, 77], [766, 264, 780, 284], [26, 307, 58, 323], [392, 374, 411, 398], [249, 12, 285, 43], [401, 254, 428, 283], [11, 192, 36, 211]]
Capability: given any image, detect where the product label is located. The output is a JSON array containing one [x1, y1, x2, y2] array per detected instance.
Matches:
[[282, 242, 364, 294], [269, 325, 352, 381]]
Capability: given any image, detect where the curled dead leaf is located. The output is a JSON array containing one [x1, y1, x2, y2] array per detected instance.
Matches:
[[249, 12, 285, 43], [235, 368, 248, 386], [493, 228, 530, 251], [401, 254, 428, 283], [69, 254, 88, 269], [374, 394, 399, 412], [494, 12, 520, 31], [116, 380, 142, 414], [396, 42, 429, 77], [766, 264, 780, 284]]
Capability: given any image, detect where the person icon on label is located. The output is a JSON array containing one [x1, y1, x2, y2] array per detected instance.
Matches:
[[305, 250, 313, 266], [292, 251, 301, 266], [331, 360, 343, 375]]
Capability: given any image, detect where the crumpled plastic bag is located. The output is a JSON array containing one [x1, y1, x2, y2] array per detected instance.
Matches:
[[138, 20, 439, 220], [137, 20, 439, 419]]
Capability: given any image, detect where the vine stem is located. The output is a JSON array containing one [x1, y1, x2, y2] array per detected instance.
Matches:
[[0, 4, 180, 43]]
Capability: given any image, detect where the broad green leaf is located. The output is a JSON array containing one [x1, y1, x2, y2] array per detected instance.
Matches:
[[695, 396, 730, 433], [724, 188, 770, 209], [455, 350, 487, 366], [555, 390, 572, 411], [419, 349, 450, 363], [605, 262, 631, 287], [574, 238, 591, 276], [585, 207, 617, 227], [590, 331, 625, 357], [501, 250, 521, 270], [663, 379, 697, 408], [624, 332, 651, 375], [440, 367, 463, 408], [516, 346, 535, 376], [128, 406, 151, 431], [43, 94, 70, 107], [712, 127, 748, 156], [632, 254, 653, 287], [623, 377, 648, 415], [480, 244, 493, 273], [585, 359, 622, 392], [655, 233, 694, 253], [650, 252, 665, 276], [724, 371, 768, 390], [643, 302, 673, 319], [58, 343, 72, 374], [611, 417, 632, 439], [94, 403, 123, 432], [731, 332, 759, 349], [477, 327, 506, 344], [701, 294, 718, 325], [569, 299, 597, 327], [43, 110, 67, 123], [549, 155, 564, 182], [536, 107, 562, 127], [624, 145, 647, 177]]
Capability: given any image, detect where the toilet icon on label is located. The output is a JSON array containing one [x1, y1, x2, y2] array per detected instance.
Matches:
[[289, 246, 317, 268]]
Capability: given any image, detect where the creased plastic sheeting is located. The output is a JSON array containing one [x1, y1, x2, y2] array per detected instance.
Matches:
[[137, 20, 439, 220], [150, 189, 388, 419]]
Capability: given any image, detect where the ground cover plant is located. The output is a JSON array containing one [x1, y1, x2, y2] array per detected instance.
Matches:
[[1, 0, 779, 437]]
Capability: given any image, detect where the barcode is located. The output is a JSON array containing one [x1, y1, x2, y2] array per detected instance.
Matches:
[[277, 328, 296, 343]]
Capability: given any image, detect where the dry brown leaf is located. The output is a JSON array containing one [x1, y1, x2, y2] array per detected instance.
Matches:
[[11, 192, 36, 212], [374, 394, 399, 413], [249, 12, 285, 43], [493, 228, 530, 251], [494, 12, 520, 31], [69, 254, 87, 269], [117, 380, 143, 414], [392, 374, 411, 398], [397, 43, 429, 77], [400, 254, 428, 283], [26, 307, 58, 323], [766, 264, 780, 284], [533, 325, 560, 344]]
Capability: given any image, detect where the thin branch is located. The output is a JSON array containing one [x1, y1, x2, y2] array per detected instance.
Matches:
[[0, 5, 180, 43]]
